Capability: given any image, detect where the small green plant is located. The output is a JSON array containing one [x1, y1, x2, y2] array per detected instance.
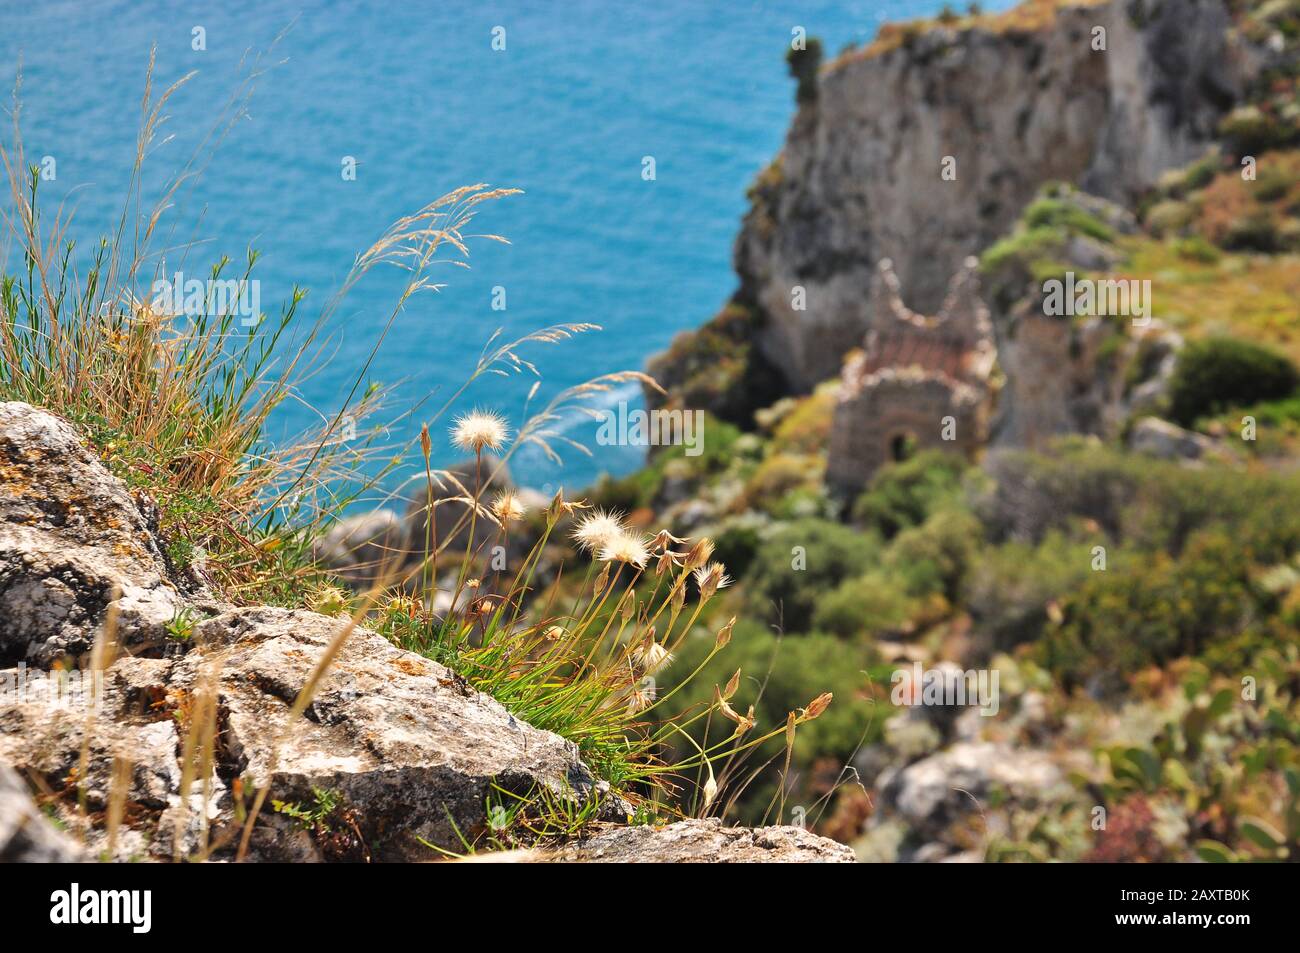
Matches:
[[272, 787, 342, 830], [164, 607, 199, 642]]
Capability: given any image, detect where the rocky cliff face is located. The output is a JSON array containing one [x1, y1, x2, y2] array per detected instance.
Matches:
[[711, 0, 1253, 396]]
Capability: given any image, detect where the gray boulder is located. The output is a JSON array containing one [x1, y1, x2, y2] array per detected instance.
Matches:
[[0, 402, 186, 667], [873, 738, 1066, 842], [0, 762, 85, 862], [1128, 416, 1216, 460], [178, 606, 598, 861]]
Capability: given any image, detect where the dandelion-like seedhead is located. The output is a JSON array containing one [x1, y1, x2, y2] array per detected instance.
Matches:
[[490, 490, 525, 523], [571, 508, 627, 553], [598, 530, 651, 568], [631, 640, 673, 676], [450, 408, 510, 454]]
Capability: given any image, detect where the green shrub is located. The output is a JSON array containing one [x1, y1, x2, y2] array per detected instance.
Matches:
[[852, 449, 968, 537], [786, 38, 823, 104], [812, 570, 918, 639], [1167, 336, 1299, 426], [1223, 211, 1281, 252], [1145, 199, 1195, 237], [1022, 196, 1115, 243], [1218, 105, 1290, 156], [740, 452, 822, 513], [882, 507, 982, 600], [980, 443, 1149, 542], [658, 620, 878, 820], [966, 533, 1094, 651], [743, 518, 881, 632], [1040, 532, 1256, 687], [1173, 235, 1221, 263]]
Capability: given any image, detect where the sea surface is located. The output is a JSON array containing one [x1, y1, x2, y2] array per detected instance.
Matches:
[[1, 0, 1011, 496]]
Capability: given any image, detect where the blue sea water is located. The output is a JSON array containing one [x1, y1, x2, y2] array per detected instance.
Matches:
[[1, 0, 1010, 496]]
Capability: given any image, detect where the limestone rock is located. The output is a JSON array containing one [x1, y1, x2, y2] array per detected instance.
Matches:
[[0, 402, 185, 667], [1128, 416, 1215, 460], [0, 763, 85, 862], [538, 817, 855, 863], [875, 741, 1065, 856], [0, 403, 602, 860], [175, 606, 597, 861]]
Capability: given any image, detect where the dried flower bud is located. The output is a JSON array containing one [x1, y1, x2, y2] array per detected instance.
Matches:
[[723, 667, 741, 701], [670, 580, 687, 613], [714, 617, 735, 651], [801, 692, 833, 723], [693, 562, 733, 602], [683, 537, 715, 571], [702, 772, 718, 811]]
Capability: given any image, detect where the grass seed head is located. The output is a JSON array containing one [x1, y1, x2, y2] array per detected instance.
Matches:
[[450, 408, 510, 454], [571, 508, 626, 553], [598, 530, 650, 569], [490, 490, 526, 523]]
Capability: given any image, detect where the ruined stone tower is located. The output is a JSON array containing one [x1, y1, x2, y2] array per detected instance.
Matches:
[[826, 257, 997, 498]]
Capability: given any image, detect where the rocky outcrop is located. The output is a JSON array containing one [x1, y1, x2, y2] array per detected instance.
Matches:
[[651, 0, 1253, 413], [0, 402, 851, 863], [0, 401, 187, 667], [740, 0, 1248, 392], [0, 403, 597, 860], [980, 187, 1182, 451], [539, 817, 855, 863]]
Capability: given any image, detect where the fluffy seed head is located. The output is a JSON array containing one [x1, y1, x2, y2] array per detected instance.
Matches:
[[599, 530, 650, 569], [490, 490, 526, 523], [631, 639, 673, 676], [572, 509, 627, 553], [450, 409, 510, 454], [626, 681, 656, 715]]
